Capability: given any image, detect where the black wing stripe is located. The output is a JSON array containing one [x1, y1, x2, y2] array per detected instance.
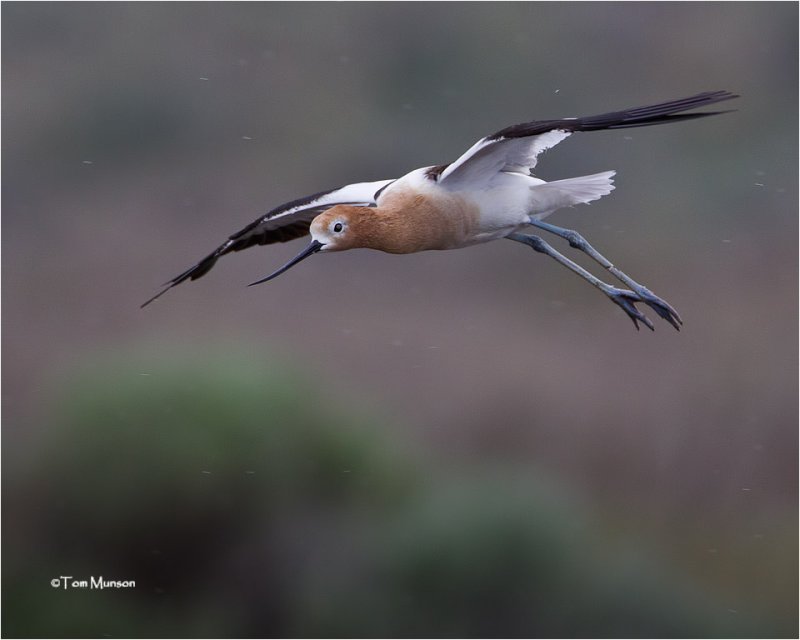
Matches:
[[141, 214, 324, 308], [488, 90, 738, 140], [228, 187, 340, 241], [373, 179, 397, 200], [424, 165, 448, 181], [142, 188, 349, 308], [141, 180, 394, 308]]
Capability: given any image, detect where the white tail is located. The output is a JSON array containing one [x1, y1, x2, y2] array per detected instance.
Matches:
[[528, 171, 616, 220]]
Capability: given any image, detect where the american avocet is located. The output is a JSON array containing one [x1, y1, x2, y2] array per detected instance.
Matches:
[[143, 90, 737, 330]]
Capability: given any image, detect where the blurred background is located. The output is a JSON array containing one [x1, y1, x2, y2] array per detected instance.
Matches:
[[2, 2, 797, 637]]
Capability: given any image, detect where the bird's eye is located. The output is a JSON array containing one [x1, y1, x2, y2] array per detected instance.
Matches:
[[333, 222, 344, 233]]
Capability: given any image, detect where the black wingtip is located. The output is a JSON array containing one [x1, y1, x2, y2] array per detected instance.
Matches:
[[140, 284, 175, 308], [140, 247, 226, 309], [140, 270, 192, 309], [488, 90, 739, 141]]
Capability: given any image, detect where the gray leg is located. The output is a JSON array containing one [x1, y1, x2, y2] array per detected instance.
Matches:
[[507, 232, 663, 331], [526, 219, 682, 330]]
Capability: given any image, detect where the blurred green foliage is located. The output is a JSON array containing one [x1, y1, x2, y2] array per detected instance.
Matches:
[[3, 353, 766, 638]]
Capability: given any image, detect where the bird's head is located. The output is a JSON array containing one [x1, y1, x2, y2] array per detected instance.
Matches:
[[308, 205, 369, 252], [248, 205, 372, 286]]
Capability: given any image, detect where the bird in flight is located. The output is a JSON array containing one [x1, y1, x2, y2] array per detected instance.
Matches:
[[142, 90, 737, 330]]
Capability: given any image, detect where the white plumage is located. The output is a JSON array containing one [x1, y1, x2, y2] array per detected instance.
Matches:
[[143, 90, 738, 331]]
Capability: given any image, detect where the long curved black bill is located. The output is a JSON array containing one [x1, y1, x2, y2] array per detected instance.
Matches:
[[248, 240, 324, 287]]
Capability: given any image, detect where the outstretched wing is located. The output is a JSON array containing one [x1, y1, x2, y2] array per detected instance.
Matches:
[[434, 90, 738, 187], [142, 179, 394, 307]]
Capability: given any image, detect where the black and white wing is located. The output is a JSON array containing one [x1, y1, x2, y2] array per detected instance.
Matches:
[[142, 179, 394, 307], [431, 90, 738, 188]]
